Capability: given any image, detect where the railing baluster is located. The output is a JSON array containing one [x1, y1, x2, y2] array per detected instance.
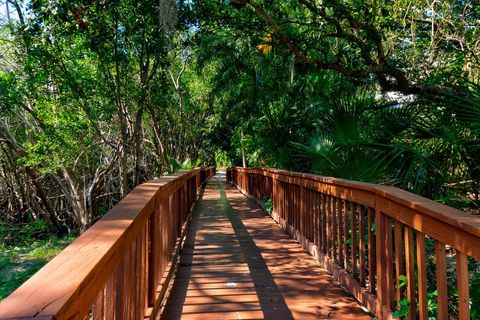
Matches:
[[367, 207, 376, 294], [416, 232, 428, 320], [161, 199, 169, 280], [296, 185, 300, 229], [280, 181, 284, 220], [359, 205, 366, 286], [128, 240, 136, 319], [393, 221, 404, 307], [313, 190, 317, 242], [404, 226, 416, 320], [285, 184, 290, 225], [105, 274, 115, 320], [309, 189, 314, 241], [288, 184, 292, 225], [93, 287, 104, 320], [385, 216, 394, 308], [149, 205, 160, 307], [280, 180, 284, 220], [456, 251, 470, 320], [176, 190, 181, 237], [344, 200, 350, 271], [332, 197, 337, 262], [321, 193, 327, 253], [115, 254, 125, 319], [351, 202, 357, 279], [326, 195, 332, 257], [435, 241, 448, 320], [308, 189, 313, 241], [134, 232, 142, 319], [305, 188, 310, 241], [337, 198, 343, 267], [300, 186, 305, 236], [141, 225, 148, 317], [169, 193, 175, 257], [376, 209, 386, 316]]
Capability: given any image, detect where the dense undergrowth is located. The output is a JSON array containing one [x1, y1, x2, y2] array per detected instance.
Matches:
[[0, 221, 75, 300]]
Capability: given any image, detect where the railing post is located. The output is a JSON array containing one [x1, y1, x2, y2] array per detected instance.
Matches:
[[404, 226, 416, 320], [300, 186, 305, 239], [367, 207, 376, 294], [375, 201, 386, 319], [148, 196, 160, 307]]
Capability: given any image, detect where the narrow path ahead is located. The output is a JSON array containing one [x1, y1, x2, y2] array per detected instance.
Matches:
[[160, 174, 372, 319]]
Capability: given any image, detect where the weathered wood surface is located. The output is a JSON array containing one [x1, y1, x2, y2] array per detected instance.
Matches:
[[0, 167, 215, 320], [161, 175, 372, 319], [227, 167, 480, 320]]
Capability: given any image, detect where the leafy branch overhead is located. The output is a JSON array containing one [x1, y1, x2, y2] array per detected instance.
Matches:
[[226, 0, 478, 96]]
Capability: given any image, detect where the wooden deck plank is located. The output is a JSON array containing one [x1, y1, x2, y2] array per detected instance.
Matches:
[[160, 174, 372, 320]]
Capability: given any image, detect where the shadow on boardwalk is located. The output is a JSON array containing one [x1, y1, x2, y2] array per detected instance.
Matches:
[[160, 174, 372, 320]]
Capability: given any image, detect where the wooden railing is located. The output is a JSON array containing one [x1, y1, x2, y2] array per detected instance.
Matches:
[[0, 166, 215, 320], [227, 167, 480, 320]]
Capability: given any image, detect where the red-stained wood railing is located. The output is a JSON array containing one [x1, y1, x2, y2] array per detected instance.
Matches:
[[0, 166, 215, 320], [227, 167, 480, 320]]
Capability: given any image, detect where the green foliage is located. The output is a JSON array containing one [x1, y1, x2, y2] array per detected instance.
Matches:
[[472, 272, 480, 319], [427, 290, 438, 319], [290, 89, 384, 182], [0, 236, 74, 300], [393, 298, 410, 319], [1, 220, 51, 246], [393, 276, 410, 319], [214, 149, 233, 168], [186, 0, 480, 201], [261, 195, 273, 214], [397, 275, 408, 289], [469, 259, 480, 319], [168, 157, 203, 173], [0, 221, 75, 300]]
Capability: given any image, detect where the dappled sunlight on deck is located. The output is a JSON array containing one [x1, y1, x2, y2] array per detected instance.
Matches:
[[160, 175, 371, 320]]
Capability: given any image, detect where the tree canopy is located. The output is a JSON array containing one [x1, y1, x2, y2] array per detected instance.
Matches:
[[0, 0, 479, 234]]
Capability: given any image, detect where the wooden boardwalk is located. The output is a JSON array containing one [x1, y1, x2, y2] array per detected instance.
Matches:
[[2, 168, 477, 320], [160, 174, 372, 319]]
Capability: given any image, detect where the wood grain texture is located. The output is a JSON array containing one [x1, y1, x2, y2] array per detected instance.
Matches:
[[161, 177, 372, 320], [227, 166, 480, 319], [456, 251, 470, 320], [393, 221, 404, 307], [0, 167, 215, 319], [375, 210, 386, 317], [230, 167, 480, 258], [435, 241, 448, 320], [351, 202, 358, 280], [416, 232, 428, 320], [404, 227, 416, 320], [232, 173, 379, 318], [385, 216, 394, 309], [337, 198, 343, 268], [343, 200, 350, 271], [367, 207, 376, 294], [359, 205, 366, 286], [331, 197, 337, 261]]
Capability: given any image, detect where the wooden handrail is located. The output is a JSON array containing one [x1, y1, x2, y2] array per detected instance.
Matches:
[[0, 166, 215, 320], [227, 166, 479, 320]]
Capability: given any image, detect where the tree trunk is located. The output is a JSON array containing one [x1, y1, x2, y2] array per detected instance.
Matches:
[[133, 102, 145, 186], [61, 168, 88, 232], [240, 129, 247, 168]]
